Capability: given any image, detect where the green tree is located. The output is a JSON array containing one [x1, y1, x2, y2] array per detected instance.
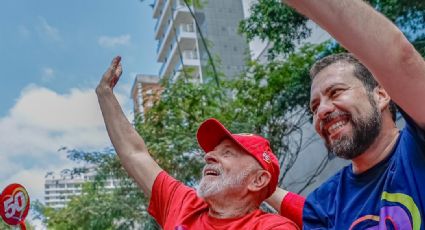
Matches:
[[32, 149, 159, 229], [239, 0, 310, 59], [239, 0, 425, 59]]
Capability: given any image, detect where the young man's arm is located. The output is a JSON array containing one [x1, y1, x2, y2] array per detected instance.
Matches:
[[96, 56, 163, 197], [267, 188, 305, 228], [283, 0, 425, 129]]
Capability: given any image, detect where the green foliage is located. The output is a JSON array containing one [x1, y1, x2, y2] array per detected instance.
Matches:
[[239, 0, 425, 59], [239, 0, 310, 59], [33, 148, 159, 229], [368, 0, 425, 38], [225, 43, 329, 181]]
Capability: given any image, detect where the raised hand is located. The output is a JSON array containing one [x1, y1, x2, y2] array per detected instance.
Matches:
[[96, 56, 122, 94]]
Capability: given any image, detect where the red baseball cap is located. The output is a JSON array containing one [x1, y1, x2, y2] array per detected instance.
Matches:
[[196, 118, 280, 198]]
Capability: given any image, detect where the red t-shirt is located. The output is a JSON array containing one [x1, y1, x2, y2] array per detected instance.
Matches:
[[148, 171, 299, 230]]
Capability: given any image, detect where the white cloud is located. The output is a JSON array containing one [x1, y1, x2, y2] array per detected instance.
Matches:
[[3, 168, 52, 204], [37, 17, 61, 41], [98, 34, 131, 48], [0, 85, 132, 204]]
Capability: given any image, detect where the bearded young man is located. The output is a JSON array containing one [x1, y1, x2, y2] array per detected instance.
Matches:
[[266, 0, 425, 229], [95, 56, 298, 229]]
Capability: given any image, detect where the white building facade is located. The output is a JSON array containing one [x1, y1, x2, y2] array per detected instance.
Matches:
[[44, 169, 118, 208]]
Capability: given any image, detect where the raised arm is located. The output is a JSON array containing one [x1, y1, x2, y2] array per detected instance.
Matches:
[[284, 0, 425, 128], [96, 56, 163, 197]]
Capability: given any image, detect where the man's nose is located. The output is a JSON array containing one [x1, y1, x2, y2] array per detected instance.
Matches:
[[316, 100, 335, 121], [204, 152, 218, 164]]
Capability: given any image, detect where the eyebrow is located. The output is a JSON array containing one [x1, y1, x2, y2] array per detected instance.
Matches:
[[310, 83, 349, 108], [324, 83, 348, 95]]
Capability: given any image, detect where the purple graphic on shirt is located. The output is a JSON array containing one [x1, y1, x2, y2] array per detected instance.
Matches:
[[362, 206, 412, 230]]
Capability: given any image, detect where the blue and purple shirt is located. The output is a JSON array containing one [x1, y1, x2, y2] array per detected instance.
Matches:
[[303, 113, 425, 229]]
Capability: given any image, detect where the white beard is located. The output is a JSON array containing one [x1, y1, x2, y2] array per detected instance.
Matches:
[[197, 166, 257, 198]]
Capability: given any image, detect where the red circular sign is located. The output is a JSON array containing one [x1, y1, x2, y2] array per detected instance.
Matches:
[[0, 183, 30, 226]]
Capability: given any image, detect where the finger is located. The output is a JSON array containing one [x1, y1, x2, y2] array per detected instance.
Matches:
[[115, 63, 123, 78], [108, 56, 121, 73], [103, 56, 121, 81]]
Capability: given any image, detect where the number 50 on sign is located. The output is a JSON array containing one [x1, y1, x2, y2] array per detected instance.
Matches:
[[0, 184, 30, 229]]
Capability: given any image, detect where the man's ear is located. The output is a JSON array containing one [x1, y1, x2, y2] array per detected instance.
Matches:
[[247, 170, 271, 192], [374, 86, 391, 112]]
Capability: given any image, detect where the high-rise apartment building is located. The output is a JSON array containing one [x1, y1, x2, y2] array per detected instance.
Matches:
[[44, 169, 117, 208], [131, 0, 250, 118], [153, 0, 249, 82]]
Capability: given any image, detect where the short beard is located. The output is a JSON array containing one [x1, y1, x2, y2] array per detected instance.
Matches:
[[326, 95, 382, 160], [196, 166, 257, 199]]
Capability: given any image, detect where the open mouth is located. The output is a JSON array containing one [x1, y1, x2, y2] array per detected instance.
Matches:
[[322, 115, 350, 139], [203, 168, 220, 177], [328, 120, 348, 135]]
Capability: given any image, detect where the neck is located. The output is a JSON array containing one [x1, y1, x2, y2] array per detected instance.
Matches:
[[351, 123, 399, 174], [204, 193, 258, 219]]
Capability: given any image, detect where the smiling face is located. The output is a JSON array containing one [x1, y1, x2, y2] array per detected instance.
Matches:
[[309, 62, 382, 159], [197, 139, 262, 199]]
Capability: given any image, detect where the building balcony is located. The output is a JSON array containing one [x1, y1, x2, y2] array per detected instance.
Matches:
[[154, 0, 172, 33], [157, 23, 196, 61], [153, 0, 164, 18], [154, 0, 192, 39], [171, 62, 202, 83], [160, 49, 201, 80]]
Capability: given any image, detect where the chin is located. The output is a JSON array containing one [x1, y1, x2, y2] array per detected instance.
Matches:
[[197, 182, 218, 198]]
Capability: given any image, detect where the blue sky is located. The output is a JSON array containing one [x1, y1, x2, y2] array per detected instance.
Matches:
[[1, 0, 159, 116], [0, 0, 159, 224]]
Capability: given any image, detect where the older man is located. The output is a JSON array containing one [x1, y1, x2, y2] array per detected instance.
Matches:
[[95, 56, 298, 229], [267, 0, 425, 229]]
